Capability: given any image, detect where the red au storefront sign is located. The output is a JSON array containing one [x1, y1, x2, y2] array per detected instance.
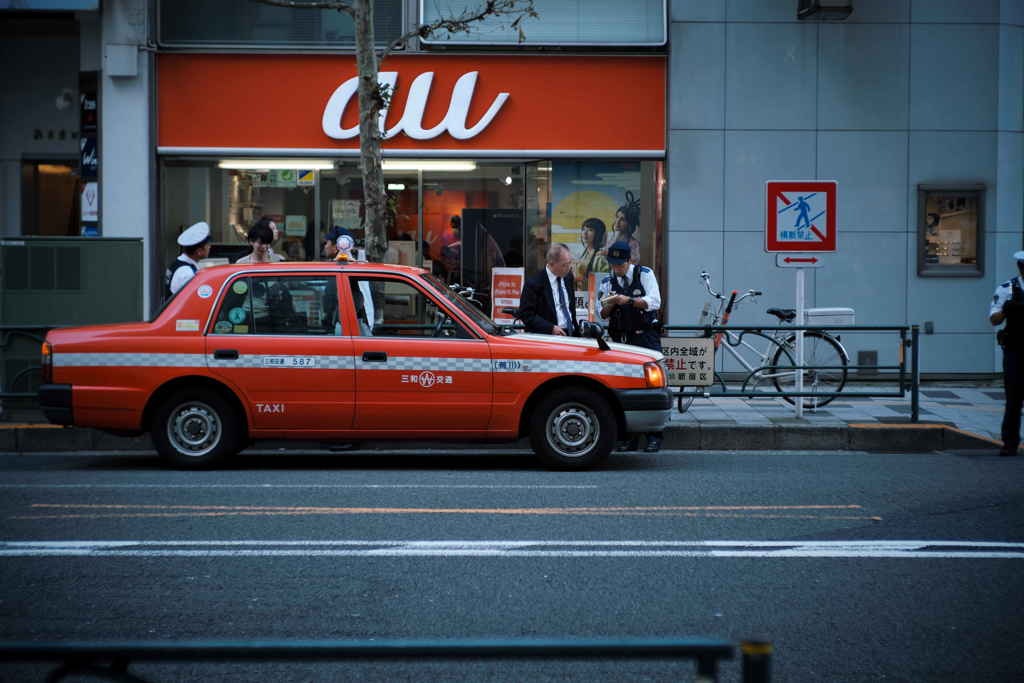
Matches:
[[157, 54, 665, 156]]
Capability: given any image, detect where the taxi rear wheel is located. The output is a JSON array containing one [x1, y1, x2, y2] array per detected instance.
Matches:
[[152, 388, 242, 469], [530, 389, 616, 470]]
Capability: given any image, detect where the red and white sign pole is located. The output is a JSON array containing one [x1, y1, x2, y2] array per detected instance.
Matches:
[[766, 181, 838, 417]]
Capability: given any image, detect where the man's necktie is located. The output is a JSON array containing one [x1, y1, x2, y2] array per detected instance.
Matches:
[[557, 278, 572, 329]]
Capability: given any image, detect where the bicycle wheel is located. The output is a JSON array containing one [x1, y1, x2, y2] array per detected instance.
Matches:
[[771, 331, 849, 409], [677, 373, 726, 413], [733, 331, 795, 397]]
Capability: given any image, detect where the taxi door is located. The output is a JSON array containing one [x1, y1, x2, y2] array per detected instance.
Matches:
[[343, 273, 492, 431], [206, 272, 355, 432]]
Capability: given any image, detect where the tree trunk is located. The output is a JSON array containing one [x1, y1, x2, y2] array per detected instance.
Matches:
[[354, 0, 387, 263]]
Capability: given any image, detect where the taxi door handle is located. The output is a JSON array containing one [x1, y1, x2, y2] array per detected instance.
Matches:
[[214, 349, 239, 360], [362, 351, 387, 362]]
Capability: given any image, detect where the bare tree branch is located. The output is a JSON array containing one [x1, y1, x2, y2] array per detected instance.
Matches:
[[244, 0, 537, 264], [380, 0, 537, 62]]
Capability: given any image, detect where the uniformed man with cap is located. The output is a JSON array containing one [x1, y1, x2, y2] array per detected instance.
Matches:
[[990, 249, 1024, 456], [598, 240, 663, 452], [164, 221, 211, 299]]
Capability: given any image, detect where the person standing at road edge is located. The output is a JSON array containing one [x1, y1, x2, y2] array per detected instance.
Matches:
[[599, 240, 663, 452], [518, 243, 577, 336], [990, 250, 1024, 457], [165, 221, 210, 299]]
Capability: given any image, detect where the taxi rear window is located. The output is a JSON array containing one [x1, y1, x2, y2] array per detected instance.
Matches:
[[212, 275, 340, 335]]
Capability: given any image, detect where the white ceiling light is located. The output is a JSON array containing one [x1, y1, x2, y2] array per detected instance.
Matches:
[[218, 159, 334, 170], [382, 160, 477, 172], [387, 183, 406, 191]]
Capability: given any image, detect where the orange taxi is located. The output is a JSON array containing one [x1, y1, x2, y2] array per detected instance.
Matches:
[[38, 262, 671, 470]]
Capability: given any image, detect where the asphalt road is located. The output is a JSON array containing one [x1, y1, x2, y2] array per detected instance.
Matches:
[[1, 448, 1023, 682]]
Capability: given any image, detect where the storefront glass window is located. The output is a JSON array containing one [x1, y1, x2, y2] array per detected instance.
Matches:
[[158, 0, 402, 47], [158, 158, 664, 320], [421, 0, 666, 46], [917, 185, 984, 277]]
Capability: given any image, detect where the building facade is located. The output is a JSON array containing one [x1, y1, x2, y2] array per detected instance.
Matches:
[[2, 0, 1022, 375]]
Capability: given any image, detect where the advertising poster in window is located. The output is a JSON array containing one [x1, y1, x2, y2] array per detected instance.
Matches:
[[550, 161, 643, 316], [490, 267, 524, 323]]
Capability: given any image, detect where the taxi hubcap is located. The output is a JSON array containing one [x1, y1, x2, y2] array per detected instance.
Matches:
[[168, 401, 221, 457], [547, 402, 599, 458]]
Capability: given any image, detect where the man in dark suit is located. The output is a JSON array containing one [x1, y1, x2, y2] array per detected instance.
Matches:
[[518, 243, 577, 336]]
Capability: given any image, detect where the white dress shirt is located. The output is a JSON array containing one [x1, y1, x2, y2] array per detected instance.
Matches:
[[597, 264, 661, 312], [546, 266, 573, 330], [169, 254, 200, 295]]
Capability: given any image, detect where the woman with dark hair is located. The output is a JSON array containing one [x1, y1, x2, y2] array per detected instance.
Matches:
[[575, 217, 608, 288], [236, 217, 286, 264], [609, 190, 641, 264]]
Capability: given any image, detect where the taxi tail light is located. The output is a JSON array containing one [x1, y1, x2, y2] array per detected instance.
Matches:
[[41, 341, 53, 383], [644, 361, 666, 388]]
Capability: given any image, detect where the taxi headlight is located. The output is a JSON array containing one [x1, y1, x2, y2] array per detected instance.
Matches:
[[41, 341, 53, 384], [644, 361, 666, 388]]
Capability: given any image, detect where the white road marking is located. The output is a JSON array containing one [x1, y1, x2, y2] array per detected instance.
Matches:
[[1, 540, 1022, 559], [0, 484, 598, 490]]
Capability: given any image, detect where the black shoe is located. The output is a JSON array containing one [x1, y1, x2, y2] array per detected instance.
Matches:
[[644, 436, 661, 453], [618, 438, 640, 452]]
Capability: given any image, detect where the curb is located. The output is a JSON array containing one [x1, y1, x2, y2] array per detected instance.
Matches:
[[0, 422, 1003, 454]]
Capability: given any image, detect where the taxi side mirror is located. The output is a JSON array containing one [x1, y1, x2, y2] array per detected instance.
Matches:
[[579, 321, 610, 351]]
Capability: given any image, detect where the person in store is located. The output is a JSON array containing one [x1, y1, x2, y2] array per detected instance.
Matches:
[[574, 217, 609, 290], [234, 218, 279, 264], [518, 243, 577, 336], [164, 220, 211, 299], [989, 249, 1024, 457], [440, 215, 462, 283], [598, 240, 664, 453]]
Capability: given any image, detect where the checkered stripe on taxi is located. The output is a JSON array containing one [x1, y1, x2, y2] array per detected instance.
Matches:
[[55, 353, 208, 367], [53, 353, 646, 378], [354, 356, 492, 372]]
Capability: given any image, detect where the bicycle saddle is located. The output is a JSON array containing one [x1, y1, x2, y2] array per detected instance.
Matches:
[[766, 307, 797, 322]]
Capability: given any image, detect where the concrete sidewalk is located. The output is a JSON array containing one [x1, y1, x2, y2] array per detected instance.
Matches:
[[0, 383, 1014, 455]]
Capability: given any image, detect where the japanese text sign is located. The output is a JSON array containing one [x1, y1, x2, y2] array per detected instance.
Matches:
[[661, 338, 715, 387]]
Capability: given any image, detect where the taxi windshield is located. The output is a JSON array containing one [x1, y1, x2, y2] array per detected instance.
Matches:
[[422, 273, 500, 336]]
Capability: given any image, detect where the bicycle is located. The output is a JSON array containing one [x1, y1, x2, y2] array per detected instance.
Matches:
[[677, 271, 849, 412]]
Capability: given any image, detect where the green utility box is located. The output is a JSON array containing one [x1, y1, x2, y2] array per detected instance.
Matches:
[[1, 236, 143, 400]]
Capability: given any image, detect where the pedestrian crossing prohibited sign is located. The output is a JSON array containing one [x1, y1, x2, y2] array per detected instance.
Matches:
[[765, 180, 837, 252]]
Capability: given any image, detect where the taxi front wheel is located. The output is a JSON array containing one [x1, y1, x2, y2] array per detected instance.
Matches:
[[152, 388, 242, 469], [530, 389, 616, 470]]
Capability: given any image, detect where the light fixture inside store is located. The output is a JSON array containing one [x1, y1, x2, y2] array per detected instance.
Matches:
[[218, 159, 334, 170], [387, 183, 406, 191], [502, 175, 513, 186], [382, 160, 477, 172]]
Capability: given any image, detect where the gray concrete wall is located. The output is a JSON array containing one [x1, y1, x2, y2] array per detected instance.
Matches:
[[101, 0, 153, 317], [667, 0, 1024, 373]]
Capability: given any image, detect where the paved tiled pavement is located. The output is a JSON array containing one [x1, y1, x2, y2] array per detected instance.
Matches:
[[672, 385, 1006, 440]]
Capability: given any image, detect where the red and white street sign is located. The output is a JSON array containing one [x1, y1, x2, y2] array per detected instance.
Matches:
[[765, 180, 837, 252]]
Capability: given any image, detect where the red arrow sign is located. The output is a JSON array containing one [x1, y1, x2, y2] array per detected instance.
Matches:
[[784, 257, 818, 264]]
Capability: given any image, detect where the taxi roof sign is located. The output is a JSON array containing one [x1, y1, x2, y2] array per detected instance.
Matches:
[[765, 180, 837, 253]]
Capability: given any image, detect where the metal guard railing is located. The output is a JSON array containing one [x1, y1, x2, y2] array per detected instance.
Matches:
[[0, 637, 772, 682], [663, 324, 920, 421]]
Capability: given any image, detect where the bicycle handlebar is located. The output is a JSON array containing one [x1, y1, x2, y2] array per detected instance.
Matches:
[[700, 271, 760, 303]]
